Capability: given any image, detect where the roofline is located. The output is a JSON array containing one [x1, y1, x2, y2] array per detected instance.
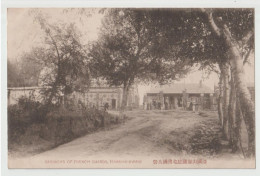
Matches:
[[147, 92, 214, 95], [7, 86, 124, 90], [7, 86, 50, 90]]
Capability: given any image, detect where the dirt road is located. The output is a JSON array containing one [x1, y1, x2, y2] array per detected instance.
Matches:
[[31, 110, 206, 159], [9, 110, 254, 168]]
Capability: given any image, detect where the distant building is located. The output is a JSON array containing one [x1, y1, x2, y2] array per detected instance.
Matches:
[[8, 84, 139, 111], [70, 85, 139, 110], [144, 82, 217, 111], [8, 87, 45, 105]]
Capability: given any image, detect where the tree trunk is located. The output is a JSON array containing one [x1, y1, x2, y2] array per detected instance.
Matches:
[[121, 85, 129, 111], [226, 36, 255, 157], [222, 63, 230, 140], [218, 67, 224, 127], [203, 9, 255, 157], [228, 70, 237, 150], [234, 93, 243, 155]]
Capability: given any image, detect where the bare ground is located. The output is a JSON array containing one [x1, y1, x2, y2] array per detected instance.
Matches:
[[9, 110, 227, 158]]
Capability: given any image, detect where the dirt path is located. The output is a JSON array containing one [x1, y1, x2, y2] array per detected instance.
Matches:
[[9, 110, 255, 168], [15, 110, 211, 159]]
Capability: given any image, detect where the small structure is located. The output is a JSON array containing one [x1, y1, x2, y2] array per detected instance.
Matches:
[[144, 82, 216, 111]]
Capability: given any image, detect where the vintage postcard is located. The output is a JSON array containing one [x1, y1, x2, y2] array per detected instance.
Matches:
[[7, 8, 255, 169]]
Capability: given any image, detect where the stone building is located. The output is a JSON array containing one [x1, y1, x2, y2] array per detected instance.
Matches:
[[144, 82, 216, 111]]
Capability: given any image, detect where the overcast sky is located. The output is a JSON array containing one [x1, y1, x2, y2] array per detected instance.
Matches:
[[8, 8, 103, 61], [7, 8, 255, 104]]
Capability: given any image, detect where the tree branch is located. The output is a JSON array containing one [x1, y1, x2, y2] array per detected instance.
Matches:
[[47, 30, 62, 64], [201, 8, 221, 37], [207, 64, 220, 75], [243, 48, 252, 65], [223, 24, 241, 52], [242, 30, 254, 45]]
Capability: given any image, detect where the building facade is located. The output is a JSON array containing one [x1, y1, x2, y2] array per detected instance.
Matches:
[[8, 85, 139, 111], [144, 82, 217, 111], [70, 86, 139, 110], [8, 87, 44, 105]]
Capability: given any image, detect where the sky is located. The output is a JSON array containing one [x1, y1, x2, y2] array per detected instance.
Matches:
[[7, 8, 103, 61], [7, 8, 255, 104]]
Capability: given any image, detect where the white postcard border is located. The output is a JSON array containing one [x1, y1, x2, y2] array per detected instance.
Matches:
[[1, 0, 260, 176]]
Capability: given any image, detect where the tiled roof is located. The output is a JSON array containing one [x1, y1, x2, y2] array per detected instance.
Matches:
[[147, 83, 214, 94]]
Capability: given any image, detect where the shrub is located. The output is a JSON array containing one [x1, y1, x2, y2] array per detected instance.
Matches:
[[8, 97, 47, 141], [8, 97, 121, 149]]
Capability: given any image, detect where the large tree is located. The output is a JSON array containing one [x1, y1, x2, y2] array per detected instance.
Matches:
[[143, 8, 254, 156], [200, 8, 254, 157], [89, 9, 190, 110], [24, 13, 90, 107]]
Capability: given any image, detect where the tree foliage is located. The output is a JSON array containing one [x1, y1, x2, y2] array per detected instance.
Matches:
[[143, 8, 255, 156], [7, 59, 41, 87], [25, 12, 91, 105], [89, 9, 192, 109]]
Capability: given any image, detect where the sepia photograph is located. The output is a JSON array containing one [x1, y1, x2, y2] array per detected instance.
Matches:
[[7, 8, 255, 168]]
